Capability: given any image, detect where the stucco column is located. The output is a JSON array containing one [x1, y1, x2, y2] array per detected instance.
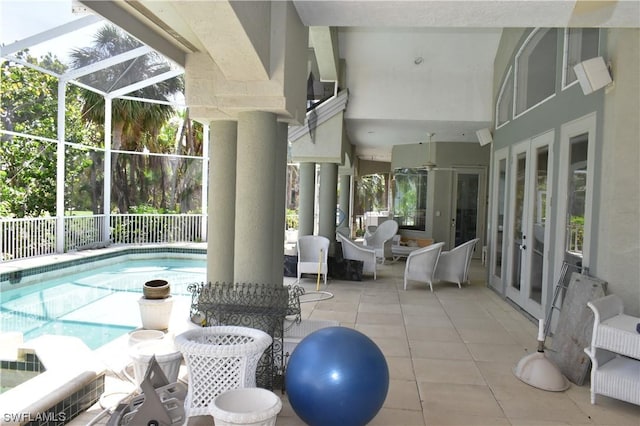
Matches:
[[318, 162, 338, 243], [234, 111, 278, 284], [272, 121, 288, 284], [207, 121, 237, 284], [338, 174, 351, 230], [298, 162, 316, 236]]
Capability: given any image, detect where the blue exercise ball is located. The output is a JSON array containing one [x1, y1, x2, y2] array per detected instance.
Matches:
[[285, 326, 389, 426]]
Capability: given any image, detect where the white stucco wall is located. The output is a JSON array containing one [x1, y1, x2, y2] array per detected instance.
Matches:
[[596, 29, 640, 316], [289, 113, 346, 163]]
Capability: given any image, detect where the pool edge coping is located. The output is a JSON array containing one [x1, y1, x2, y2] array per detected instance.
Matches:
[[0, 244, 207, 285]]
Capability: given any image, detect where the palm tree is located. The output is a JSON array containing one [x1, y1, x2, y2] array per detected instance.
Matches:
[[69, 24, 184, 213]]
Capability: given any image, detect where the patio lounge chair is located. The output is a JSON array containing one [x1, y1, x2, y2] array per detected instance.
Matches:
[[434, 238, 480, 289], [363, 219, 399, 263], [336, 233, 378, 279], [297, 235, 330, 286], [403, 242, 445, 291]]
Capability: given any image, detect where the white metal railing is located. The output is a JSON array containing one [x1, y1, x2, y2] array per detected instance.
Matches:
[[110, 214, 203, 245], [566, 223, 584, 254], [65, 215, 107, 251], [1, 214, 206, 262], [1, 217, 57, 261]]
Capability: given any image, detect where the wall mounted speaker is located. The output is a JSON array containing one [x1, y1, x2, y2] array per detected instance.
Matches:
[[573, 56, 612, 95], [476, 128, 493, 146]]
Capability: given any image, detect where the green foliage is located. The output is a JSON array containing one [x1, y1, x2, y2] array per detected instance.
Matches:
[[1, 51, 104, 217], [69, 24, 197, 214], [356, 174, 386, 214], [1, 26, 203, 222], [394, 173, 418, 218], [286, 209, 299, 229], [129, 204, 177, 215], [570, 215, 585, 225]]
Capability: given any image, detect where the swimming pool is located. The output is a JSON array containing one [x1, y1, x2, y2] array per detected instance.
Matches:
[[0, 256, 206, 350]]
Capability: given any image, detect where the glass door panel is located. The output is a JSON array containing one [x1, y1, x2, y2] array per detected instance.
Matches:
[[555, 113, 596, 303], [528, 146, 549, 305], [454, 173, 479, 247], [565, 134, 588, 268], [510, 151, 527, 293], [490, 148, 508, 292], [450, 168, 486, 258]]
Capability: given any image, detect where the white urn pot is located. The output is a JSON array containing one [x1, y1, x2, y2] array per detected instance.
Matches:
[[138, 296, 174, 330]]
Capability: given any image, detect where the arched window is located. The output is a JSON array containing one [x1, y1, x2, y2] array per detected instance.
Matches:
[[515, 28, 558, 116], [496, 66, 513, 128]]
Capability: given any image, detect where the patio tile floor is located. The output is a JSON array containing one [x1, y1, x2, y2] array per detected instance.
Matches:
[[71, 259, 640, 426]]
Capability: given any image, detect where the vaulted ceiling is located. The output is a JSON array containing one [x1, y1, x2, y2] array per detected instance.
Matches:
[[78, 1, 640, 161]]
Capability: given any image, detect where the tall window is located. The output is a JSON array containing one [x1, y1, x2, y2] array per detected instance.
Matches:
[[566, 135, 588, 256], [515, 28, 558, 116], [392, 169, 427, 230], [563, 28, 600, 87]]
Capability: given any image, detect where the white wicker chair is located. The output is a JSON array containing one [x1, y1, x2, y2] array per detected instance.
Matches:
[[403, 242, 445, 291], [434, 238, 480, 289], [297, 235, 330, 286], [175, 326, 272, 418], [336, 233, 378, 279], [363, 219, 399, 263], [336, 226, 351, 239], [584, 294, 640, 406]]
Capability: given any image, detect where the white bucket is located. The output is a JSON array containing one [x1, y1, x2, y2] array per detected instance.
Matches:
[[137, 296, 174, 330], [129, 339, 182, 386], [210, 388, 282, 426]]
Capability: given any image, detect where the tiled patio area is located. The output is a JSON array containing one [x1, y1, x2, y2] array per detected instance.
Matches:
[[72, 259, 640, 425]]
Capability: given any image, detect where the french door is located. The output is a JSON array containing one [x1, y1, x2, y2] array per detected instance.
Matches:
[[547, 113, 596, 333], [449, 168, 486, 257], [506, 131, 554, 319]]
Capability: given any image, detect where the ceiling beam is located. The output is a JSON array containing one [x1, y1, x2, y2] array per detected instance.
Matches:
[[78, 0, 187, 66]]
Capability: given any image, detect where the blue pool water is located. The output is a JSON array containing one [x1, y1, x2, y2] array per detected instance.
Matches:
[[0, 258, 205, 349]]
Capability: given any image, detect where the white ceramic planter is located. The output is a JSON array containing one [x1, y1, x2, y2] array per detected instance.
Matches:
[[129, 339, 182, 386], [210, 388, 282, 426], [138, 296, 174, 330], [128, 329, 165, 347]]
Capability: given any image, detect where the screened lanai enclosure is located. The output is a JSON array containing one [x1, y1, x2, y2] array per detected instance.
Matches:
[[0, 4, 204, 260], [0, 2, 303, 262]]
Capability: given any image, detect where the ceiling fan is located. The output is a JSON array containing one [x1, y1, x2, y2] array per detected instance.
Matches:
[[418, 133, 456, 172]]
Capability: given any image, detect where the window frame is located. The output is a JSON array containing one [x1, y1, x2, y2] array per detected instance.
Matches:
[[513, 28, 558, 119], [392, 168, 428, 231], [495, 66, 513, 130], [561, 28, 601, 90]]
